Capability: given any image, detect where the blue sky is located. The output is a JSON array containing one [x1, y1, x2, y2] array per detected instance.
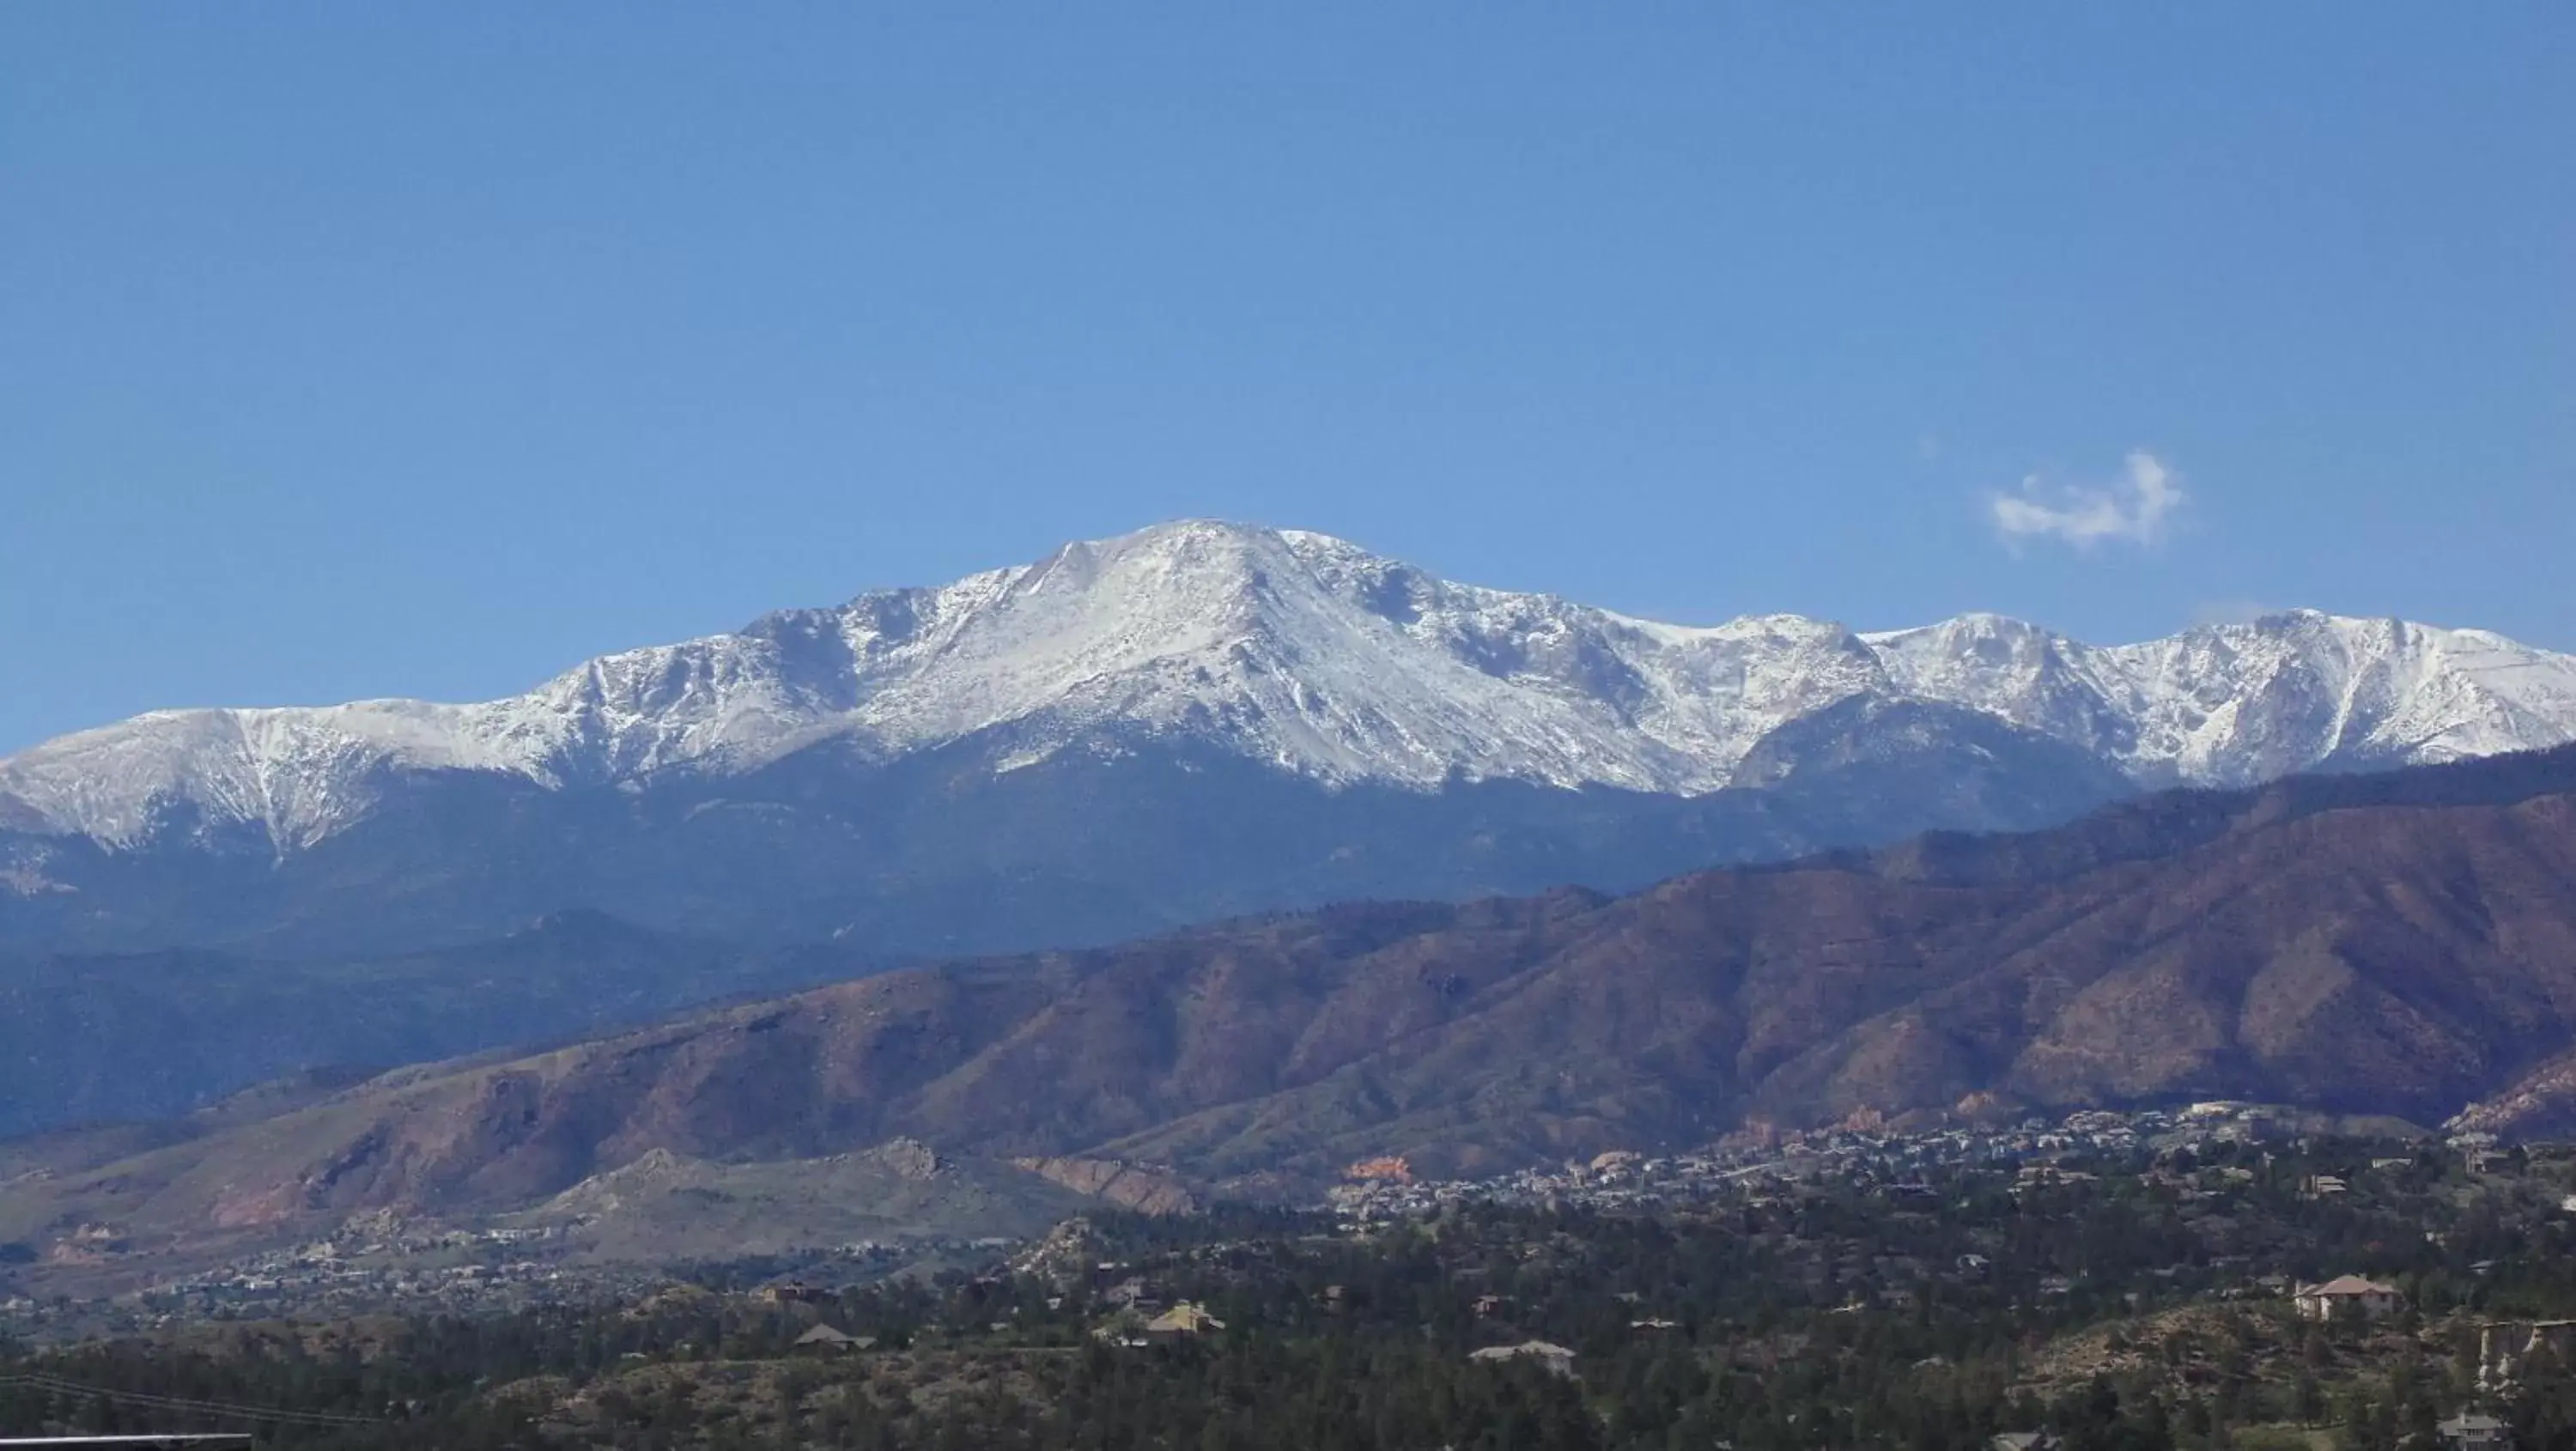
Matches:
[[4, 5, 2570, 753]]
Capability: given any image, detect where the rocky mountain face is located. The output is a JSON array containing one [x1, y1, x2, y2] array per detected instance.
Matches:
[[14, 744, 2576, 1259], [6, 522, 2571, 957]]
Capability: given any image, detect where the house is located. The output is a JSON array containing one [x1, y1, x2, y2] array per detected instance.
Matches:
[[793, 1324, 875, 1352], [1144, 1302, 1226, 1336], [1470, 1340, 1577, 1377], [2437, 1412, 2512, 1451], [2294, 1275, 2403, 1321]]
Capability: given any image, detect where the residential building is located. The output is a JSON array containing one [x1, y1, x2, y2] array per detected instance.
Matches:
[[2293, 1275, 2403, 1320], [2437, 1412, 2512, 1451]]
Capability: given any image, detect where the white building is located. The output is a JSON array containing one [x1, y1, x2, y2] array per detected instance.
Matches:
[[2293, 1274, 2403, 1321]]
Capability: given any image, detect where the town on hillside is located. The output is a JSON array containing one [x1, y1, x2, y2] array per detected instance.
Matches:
[[10, 1103, 2576, 1447]]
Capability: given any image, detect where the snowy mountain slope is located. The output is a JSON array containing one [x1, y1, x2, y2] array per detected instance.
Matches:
[[1863, 609, 2576, 787], [8, 519, 2576, 853]]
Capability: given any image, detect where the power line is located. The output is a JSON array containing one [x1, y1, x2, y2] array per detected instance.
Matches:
[[4, 1372, 379, 1426], [0, 1374, 384, 1430]]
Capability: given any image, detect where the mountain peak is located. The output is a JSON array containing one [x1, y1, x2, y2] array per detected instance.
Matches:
[[6, 522, 2576, 850]]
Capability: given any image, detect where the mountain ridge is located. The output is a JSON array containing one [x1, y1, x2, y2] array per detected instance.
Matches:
[[0, 914, 878, 1138], [8, 521, 2574, 963], [10, 520, 2574, 853]]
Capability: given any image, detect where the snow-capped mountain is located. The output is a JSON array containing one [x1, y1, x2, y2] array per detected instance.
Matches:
[[9, 519, 2576, 854]]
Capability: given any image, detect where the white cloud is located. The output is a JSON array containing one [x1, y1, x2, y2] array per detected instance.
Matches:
[[1988, 452, 2188, 550]]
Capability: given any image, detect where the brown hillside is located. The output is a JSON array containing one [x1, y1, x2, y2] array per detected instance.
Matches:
[[10, 747, 2576, 1242]]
